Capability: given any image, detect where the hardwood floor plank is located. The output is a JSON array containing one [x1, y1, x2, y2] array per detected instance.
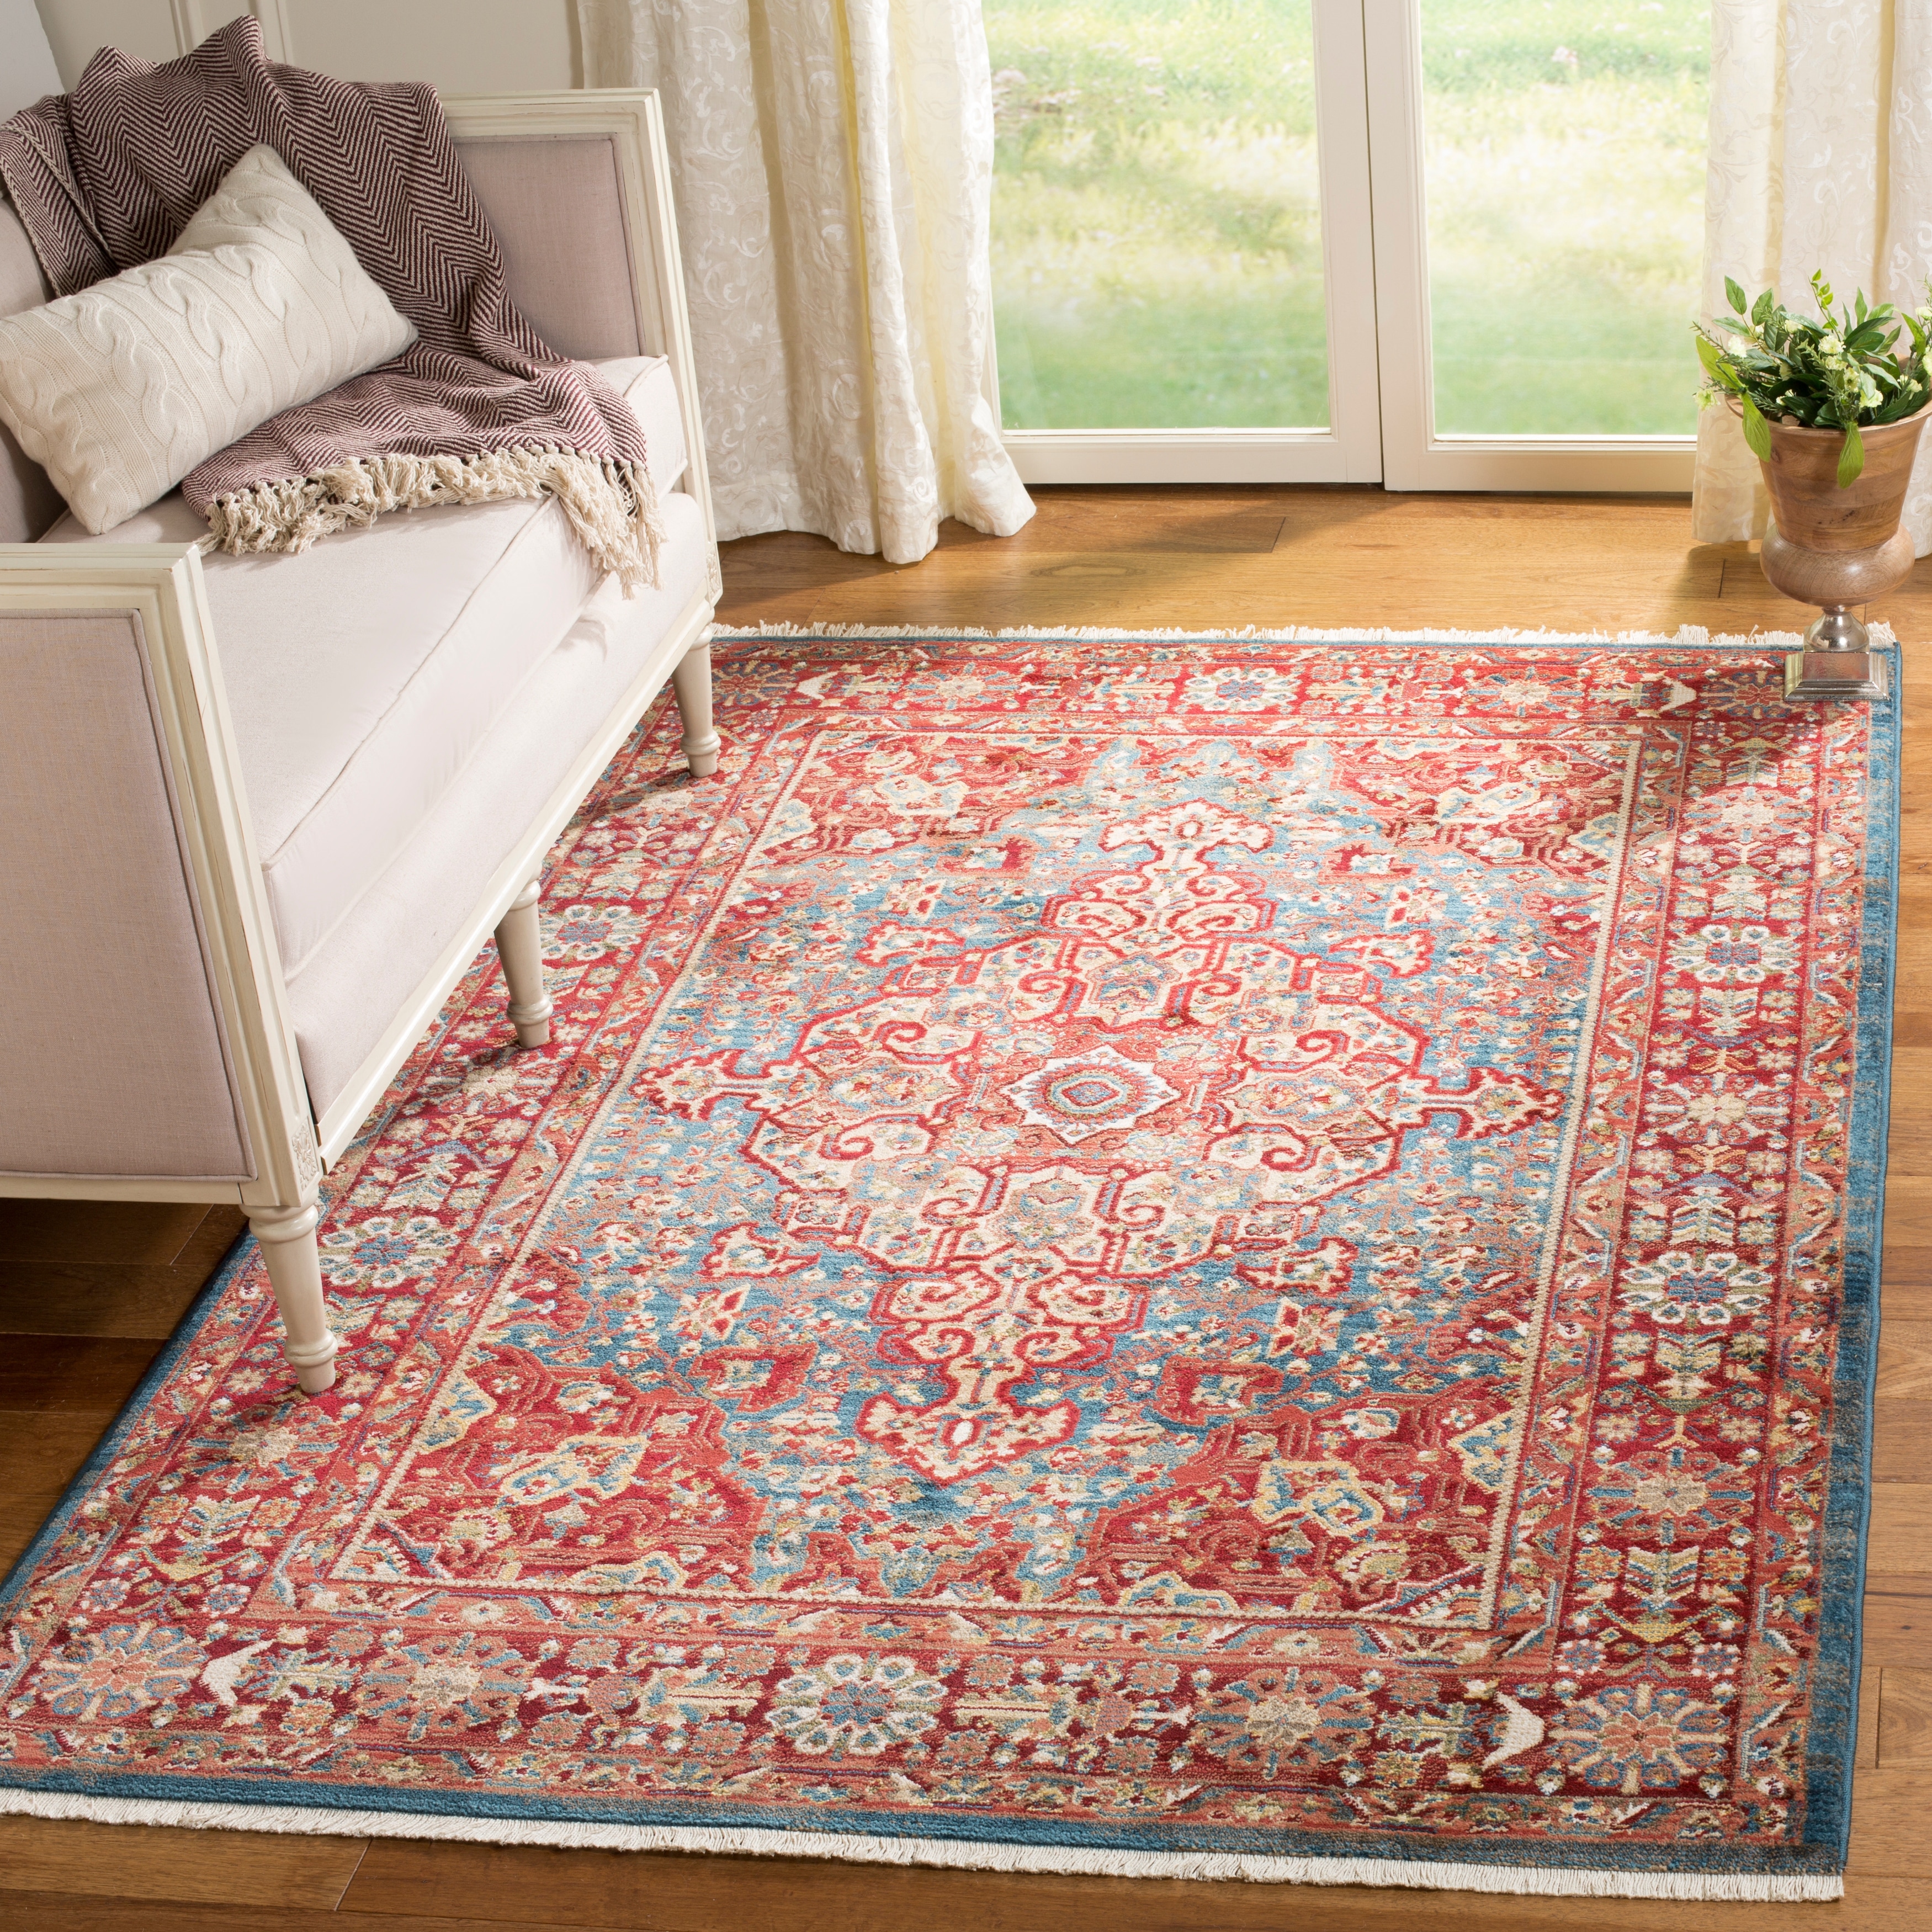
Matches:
[[0, 1201, 210, 1268], [1849, 1768, 1932, 1874], [1870, 1488, 1932, 1581], [337, 1839, 1906, 1931], [0, 1411, 113, 1573], [1879, 1668, 1932, 1766], [1875, 1404, 1932, 1484], [0, 1889, 581, 1932], [0, 1816, 365, 1907], [1878, 1323, 1932, 1401], [1882, 1250, 1932, 1307], [797, 566, 1729, 639], [1885, 1179, 1932, 1249], [1005, 498, 1292, 553], [1886, 1118, 1932, 1175], [0, 1206, 245, 1337], [1864, 1595, 1932, 1666], [1883, 1294, 1932, 1338], [0, 1336, 163, 1414], [0, 1260, 221, 1340], [1875, 1319, 1932, 1483]]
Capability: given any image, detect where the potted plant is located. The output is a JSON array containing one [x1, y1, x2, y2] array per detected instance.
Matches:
[[1694, 273, 1932, 698]]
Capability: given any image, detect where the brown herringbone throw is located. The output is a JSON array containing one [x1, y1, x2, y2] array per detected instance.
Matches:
[[0, 15, 661, 588]]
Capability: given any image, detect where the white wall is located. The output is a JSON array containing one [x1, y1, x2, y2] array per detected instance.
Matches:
[[33, 0, 581, 93], [4, 0, 62, 118]]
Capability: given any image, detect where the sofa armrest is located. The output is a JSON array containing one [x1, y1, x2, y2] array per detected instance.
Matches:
[[0, 546, 318, 1203]]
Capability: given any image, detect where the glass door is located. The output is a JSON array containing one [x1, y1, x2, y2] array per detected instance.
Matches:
[[1364, 0, 1707, 489], [986, 0, 1383, 482], [984, 0, 1711, 492]]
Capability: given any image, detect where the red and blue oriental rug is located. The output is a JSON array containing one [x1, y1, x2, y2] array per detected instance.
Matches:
[[0, 628, 1894, 1900]]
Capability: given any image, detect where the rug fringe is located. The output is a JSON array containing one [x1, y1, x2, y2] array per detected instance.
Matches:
[[710, 620, 1888, 650], [206, 448, 665, 593], [0, 1788, 1842, 1899]]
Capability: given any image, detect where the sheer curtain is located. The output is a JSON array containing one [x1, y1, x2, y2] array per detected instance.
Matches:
[[578, 0, 1033, 564], [1693, 0, 1932, 551]]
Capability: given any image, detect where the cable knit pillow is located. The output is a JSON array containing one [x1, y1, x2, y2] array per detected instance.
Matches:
[[0, 145, 414, 535]]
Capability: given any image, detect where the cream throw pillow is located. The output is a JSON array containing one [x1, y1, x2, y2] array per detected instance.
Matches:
[[0, 145, 415, 535]]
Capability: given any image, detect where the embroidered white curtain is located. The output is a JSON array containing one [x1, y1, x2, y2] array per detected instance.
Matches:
[[578, 0, 1033, 562], [1694, 0, 1932, 551]]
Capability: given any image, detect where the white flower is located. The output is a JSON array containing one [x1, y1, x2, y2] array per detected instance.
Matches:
[[1820, 332, 1844, 355]]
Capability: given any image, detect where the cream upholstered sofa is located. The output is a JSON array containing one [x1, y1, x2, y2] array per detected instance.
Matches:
[[0, 94, 720, 1395]]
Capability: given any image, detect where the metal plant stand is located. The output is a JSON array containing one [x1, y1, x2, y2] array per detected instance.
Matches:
[[1758, 524, 1910, 701]]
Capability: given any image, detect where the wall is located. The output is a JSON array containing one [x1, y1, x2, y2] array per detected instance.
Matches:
[[31, 0, 581, 93], [4, 0, 61, 118]]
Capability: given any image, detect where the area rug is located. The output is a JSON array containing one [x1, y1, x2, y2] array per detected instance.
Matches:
[[0, 628, 1893, 1901]]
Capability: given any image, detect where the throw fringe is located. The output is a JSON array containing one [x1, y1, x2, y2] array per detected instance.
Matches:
[[713, 620, 1881, 650], [0, 1790, 1843, 1899], [206, 447, 666, 593]]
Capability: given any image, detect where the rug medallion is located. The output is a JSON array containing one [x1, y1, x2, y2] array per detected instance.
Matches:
[[0, 632, 1891, 1897]]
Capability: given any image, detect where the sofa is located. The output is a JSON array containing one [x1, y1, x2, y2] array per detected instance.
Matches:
[[0, 92, 720, 1395]]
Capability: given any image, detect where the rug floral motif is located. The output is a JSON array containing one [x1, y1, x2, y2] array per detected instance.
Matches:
[[0, 633, 1891, 1895]]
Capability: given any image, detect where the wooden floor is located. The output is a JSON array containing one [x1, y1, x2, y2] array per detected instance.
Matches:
[[3, 485, 1930, 1928]]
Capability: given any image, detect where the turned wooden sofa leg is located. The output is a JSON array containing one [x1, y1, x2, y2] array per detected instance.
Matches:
[[495, 878, 554, 1047], [672, 638, 721, 778], [250, 1203, 338, 1395]]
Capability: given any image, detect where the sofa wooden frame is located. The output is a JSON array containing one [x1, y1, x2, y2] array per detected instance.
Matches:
[[0, 92, 718, 1396]]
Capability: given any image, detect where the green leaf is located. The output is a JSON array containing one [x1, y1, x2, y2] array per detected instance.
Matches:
[[1752, 286, 1776, 326], [1726, 276, 1748, 315], [1838, 421, 1865, 487], [1695, 333, 1744, 391], [1741, 394, 1774, 459]]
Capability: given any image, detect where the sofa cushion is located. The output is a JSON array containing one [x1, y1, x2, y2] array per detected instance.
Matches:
[[42, 355, 691, 978], [285, 487, 712, 1120]]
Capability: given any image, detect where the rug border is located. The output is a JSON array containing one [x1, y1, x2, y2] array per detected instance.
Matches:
[[0, 628, 1889, 1902], [1811, 645, 1899, 1862]]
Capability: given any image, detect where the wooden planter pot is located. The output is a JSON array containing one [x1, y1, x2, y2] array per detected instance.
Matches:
[[1734, 396, 1931, 698]]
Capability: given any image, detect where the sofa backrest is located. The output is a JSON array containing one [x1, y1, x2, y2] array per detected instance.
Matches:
[[0, 194, 62, 544], [455, 135, 645, 362]]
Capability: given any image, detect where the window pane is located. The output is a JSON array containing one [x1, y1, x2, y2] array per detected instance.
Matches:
[[986, 0, 1329, 430], [1421, 2, 1710, 436]]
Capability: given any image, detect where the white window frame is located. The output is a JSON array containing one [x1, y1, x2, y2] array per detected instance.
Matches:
[[1361, 0, 1696, 492], [994, 0, 1699, 495], [998, 0, 1384, 486]]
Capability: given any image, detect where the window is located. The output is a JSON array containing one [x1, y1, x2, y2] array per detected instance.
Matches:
[[988, 0, 1708, 491]]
